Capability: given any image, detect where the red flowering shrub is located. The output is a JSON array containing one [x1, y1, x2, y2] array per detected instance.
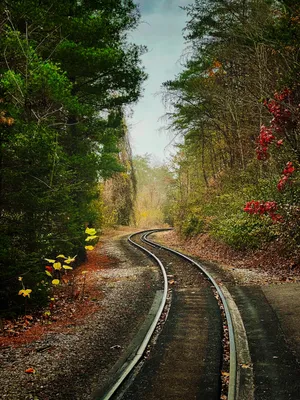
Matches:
[[283, 161, 295, 175], [266, 88, 293, 132], [256, 88, 297, 160], [244, 200, 283, 222], [256, 125, 275, 160], [245, 88, 299, 234], [277, 161, 295, 191]]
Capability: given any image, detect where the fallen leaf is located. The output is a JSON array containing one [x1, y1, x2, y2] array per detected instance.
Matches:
[[241, 363, 252, 369], [221, 370, 230, 376], [110, 344, 121, 350], [25, 368, 35, 374]]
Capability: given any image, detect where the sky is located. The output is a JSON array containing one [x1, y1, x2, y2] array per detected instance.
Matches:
[[128, 0, 190, 164]]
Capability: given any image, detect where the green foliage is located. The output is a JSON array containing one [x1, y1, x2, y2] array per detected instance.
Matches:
[[102, 125, 137, 227], [0, 0, 146, 316], [211, 212, 277, 250], [163, 0, 300, 253], [181, 215, 206, 237]]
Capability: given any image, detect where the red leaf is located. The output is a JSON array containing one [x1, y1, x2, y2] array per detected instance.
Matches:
[[25, 367, 35, 374]]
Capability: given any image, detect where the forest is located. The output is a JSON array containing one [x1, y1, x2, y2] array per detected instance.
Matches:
[[0, 0, 146, 316], [1, 0, 300, 317], [162, 0, 300, 252]]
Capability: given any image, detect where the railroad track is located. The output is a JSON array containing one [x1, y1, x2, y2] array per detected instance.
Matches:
[[100, 229, 253, 400]]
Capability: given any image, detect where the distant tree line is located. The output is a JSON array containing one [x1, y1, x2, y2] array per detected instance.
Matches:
[[133, 154, 173, 227]]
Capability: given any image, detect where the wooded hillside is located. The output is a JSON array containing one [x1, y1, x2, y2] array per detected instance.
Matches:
[[163, 0, 300, 256]]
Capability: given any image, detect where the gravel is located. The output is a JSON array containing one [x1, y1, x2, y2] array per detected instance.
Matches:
[[0, 232, 161, 400]]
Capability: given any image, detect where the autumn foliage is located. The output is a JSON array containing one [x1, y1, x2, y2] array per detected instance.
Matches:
[[163, 0, 300, 253]]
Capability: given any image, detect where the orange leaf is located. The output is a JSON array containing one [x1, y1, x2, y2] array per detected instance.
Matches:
[[221, 370, 230, 376], [25, 367, 35, 374]]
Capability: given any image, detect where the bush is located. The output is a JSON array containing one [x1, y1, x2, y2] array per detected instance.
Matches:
[[210, 212, 278, 250], [181, 215, 206, 237]]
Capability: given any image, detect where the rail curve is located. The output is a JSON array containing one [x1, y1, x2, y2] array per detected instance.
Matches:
[[142, 229, 237, 400], [100, 228, 240, 400]]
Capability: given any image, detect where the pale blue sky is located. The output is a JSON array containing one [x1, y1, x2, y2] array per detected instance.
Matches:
[[129, 1, 190, 163]]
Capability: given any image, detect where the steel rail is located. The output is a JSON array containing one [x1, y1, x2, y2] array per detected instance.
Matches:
[[100, 231, 168, 400], [143, 229, 237, 400]]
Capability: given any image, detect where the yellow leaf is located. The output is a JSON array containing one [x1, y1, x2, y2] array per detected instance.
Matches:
[[221, 371, 230, 376], [45, 258, 55, 263], [65, 255, 77, 264], [63, 265, 73, 270], [44, 311, 51, 316], [85, 245, 94, 251], [85, 227, 97, 235], [18, 289, 32, 298], [53, 262, 62, 270], [85, 235, 98, 241], [82, 270, 88, 274], [52, 279, 60, 285], [45, 271, 52, 277], [241, 363, 252, 369], [50, 298, 55, 301], [18, 276, 23, 281], [56, 254, 66, 259]]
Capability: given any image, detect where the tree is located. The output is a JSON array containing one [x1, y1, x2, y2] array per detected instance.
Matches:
[[162, 0, 300, 252], [102, 118, 137, 226], [0, 0, 146, 315]]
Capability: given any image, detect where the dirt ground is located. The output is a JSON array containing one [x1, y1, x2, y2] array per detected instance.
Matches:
[[154, 230, 300, 285]]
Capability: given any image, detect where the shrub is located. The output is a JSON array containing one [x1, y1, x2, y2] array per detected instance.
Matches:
[[210, 212, 277, 250]]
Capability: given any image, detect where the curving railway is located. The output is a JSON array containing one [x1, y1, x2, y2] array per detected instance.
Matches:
[[99, 229, 253, 400], [97, 227, 300, 400]]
